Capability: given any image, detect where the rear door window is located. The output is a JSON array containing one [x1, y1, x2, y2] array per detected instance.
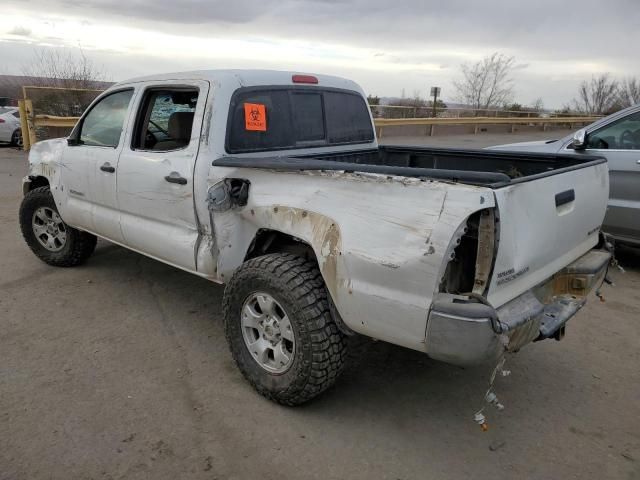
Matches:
[[226, 87, 373, 153]]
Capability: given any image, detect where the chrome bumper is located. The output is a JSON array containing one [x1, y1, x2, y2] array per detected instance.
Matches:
[[425, 249, 611, 366]]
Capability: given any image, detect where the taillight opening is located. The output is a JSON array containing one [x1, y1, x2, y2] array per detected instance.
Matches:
[[440, 209, 496, 295]]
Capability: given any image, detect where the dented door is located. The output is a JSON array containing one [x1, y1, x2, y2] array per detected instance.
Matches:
[[116, 80, 210, 272]]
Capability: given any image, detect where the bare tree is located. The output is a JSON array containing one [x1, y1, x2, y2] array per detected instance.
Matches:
[[20, 47, 109, 117], [453, 52, 516, 113], [618, 77, 640, 108], [22, 47, 108, 89], [531, 98, 544, 112], [573, 74, 619, 115]]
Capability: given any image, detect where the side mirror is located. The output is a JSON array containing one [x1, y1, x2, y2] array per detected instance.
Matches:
[[67, 137, 79, 146], [570, 128, 587, 150]]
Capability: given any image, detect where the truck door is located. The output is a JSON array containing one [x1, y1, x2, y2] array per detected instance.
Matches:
[[116, 80, 209, 272], [60, 88, 136, 243]]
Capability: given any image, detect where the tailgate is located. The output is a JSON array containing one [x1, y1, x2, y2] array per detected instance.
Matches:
[[486, 161, 609, 308]]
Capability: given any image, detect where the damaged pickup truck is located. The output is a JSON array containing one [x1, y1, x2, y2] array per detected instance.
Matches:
[[20, 70, 611, 405]]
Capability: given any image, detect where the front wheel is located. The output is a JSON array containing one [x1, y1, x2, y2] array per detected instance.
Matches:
[[223, 253, 348, 405], [19, 186, 97, 267]]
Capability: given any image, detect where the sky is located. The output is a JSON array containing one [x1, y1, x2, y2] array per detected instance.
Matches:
[[0, 0, 637, 109]]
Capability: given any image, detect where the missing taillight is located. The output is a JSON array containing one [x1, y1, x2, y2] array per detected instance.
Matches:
[[440, 209, 496, 295]]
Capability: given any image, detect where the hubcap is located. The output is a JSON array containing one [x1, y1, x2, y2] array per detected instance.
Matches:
[[241, 292, 295, 374], [32, 207, 67, 252]]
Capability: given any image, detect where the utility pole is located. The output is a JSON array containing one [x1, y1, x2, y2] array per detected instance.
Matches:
[[430, 86, 441, 118], [429, 86, 441, 136]]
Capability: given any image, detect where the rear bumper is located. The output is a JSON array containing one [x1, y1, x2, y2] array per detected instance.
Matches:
[[425, 249, 610, 366]]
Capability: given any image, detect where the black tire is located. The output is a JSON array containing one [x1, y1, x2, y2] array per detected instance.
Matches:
[[11, 129, 22, 148], [223, 253, 348, 405], [19, 186, 97, 267]]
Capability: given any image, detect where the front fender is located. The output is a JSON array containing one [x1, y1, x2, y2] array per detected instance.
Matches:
[[25, 138, 66, 198]]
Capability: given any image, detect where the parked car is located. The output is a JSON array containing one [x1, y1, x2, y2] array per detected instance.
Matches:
[[19, 70, 610, 405], [489, 104, 640, 247], [0, 107, 22, 147]]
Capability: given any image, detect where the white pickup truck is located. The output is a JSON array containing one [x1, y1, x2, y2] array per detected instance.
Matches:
[[20, 70, 611, 405]]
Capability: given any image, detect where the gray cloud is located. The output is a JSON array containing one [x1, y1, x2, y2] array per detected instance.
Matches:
[[8, 26, 32, 37], [3, 0, 639, 106]]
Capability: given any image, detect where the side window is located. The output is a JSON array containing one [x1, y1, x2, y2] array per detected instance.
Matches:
[[132, 89, 199, 151], [587, 111, 640, 150], [80, 90, 133, 147], [12, 111, 20, 119]]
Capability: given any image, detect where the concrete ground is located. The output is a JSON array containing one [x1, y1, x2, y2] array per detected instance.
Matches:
[[1, 137, 638, 480]]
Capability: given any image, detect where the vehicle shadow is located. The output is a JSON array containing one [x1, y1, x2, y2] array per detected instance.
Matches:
[[615, 243, 640, 272], [86, 240, 598, 435]]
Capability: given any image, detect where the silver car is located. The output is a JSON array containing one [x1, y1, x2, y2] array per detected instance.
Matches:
[[0, 107, 22, 147], [490, 104, 640, 246]]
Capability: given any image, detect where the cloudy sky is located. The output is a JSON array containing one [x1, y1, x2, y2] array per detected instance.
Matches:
[[1, 0, 637, 108]]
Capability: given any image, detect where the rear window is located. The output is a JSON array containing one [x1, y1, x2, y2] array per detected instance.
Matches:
[[227, 87, 373, 153]]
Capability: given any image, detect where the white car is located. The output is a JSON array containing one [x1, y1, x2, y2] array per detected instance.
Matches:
[[0, 107, 22, 147], [20, 70, 611, 405]]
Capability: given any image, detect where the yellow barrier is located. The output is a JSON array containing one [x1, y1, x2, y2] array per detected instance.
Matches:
[[19, 85, 104, 151], [374, 116, 598, 138]]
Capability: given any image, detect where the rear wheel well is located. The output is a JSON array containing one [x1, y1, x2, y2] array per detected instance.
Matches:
[[245, 229, 317, 263]]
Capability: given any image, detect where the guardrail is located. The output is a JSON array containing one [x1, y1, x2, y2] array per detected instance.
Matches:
[[370, 104, 585, 119], [374, 116, 599, 138], [18, 113, 597, 148], [17, 86, 598, 150]]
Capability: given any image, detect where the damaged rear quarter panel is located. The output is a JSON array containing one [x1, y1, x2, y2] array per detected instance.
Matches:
[[211, 166, 495, 351]]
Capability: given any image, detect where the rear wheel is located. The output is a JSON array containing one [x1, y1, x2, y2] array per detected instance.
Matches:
[[19, 186, 97, 267], [11, 129, 22, 148], [223, 253, 348, 405]]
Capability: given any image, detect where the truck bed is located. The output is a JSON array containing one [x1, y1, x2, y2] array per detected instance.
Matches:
[[215, 146, 606, 187]]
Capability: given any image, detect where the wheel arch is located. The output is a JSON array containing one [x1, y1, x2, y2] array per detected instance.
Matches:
[[23, 175, 50, 196], [242, 227, 355, 336]]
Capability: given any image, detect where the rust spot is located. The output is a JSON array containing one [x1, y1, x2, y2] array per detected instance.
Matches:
[[247, 206, 343, 299]]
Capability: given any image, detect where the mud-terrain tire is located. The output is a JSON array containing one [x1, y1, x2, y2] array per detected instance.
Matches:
[[223, 253, 348, 405], [19, 186, 97, 267]]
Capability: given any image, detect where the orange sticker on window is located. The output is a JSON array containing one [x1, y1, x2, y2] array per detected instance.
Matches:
[[244, 103, 267, 131]]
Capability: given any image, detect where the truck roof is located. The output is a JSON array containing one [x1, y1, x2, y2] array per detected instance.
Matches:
[[114, 69, 364, 93]]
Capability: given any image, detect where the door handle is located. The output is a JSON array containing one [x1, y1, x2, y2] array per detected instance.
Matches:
[[164, 171, 187, 185], [636, 160, 640, 164], [100, 162, 115, 173], [555, 189, 575, 207]]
